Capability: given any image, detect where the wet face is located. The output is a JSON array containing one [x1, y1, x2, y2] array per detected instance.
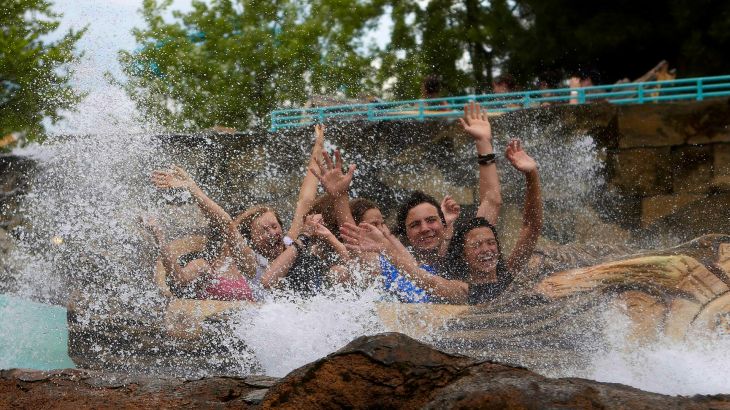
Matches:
[[463, 227, 500, 276], [405, 203, 444, 252], [250, 211, 283, 254], [360, 208, 385, 230]]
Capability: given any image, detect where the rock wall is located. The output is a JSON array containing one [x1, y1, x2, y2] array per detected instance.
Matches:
[[152, 98, 730, 249], [2, 99, 728, 254], [5, 333, 729, 409]]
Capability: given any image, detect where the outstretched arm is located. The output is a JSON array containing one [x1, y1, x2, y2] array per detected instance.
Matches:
[[142, 216, 202, 289], [151, 165, 232, 228], [459, 101, 502, 225], [341, 222, 469, 303], [287, 124, 326, 239], [310, 149, 357, 230], [503, 140, 543, 274], [151, 166, 257, 276]]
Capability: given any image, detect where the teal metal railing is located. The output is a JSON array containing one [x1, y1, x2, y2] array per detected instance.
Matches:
[[270, 74, 730, 130]]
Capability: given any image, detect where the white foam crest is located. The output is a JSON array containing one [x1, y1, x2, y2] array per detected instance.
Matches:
[[567, 307, 730, 395], [231, 286, 388, 377]]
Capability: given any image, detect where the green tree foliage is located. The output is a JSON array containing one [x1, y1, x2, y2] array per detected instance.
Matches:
[[119, 0, 387, 131], [122, 0, 730, 126], [0, 0, 85, 142], [506, 0, 730, 85]]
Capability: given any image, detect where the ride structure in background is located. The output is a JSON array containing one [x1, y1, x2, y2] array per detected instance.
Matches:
[[270, 74, 730, 130]]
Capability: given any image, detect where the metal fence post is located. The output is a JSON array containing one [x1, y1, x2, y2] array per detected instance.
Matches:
[[697, 79, 704, 101], [637, 85, 644, 104]]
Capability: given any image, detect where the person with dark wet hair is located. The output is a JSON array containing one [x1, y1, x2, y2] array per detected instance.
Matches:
[[342, 139, 542, 305], [311, 102, 501, 302], [393, 101, 501, 274]]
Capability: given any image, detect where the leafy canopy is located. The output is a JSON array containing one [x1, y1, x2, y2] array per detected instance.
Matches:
[[0, 0, 85, 142], [119, 0, 387, 131], [120, 0, 730, 130]]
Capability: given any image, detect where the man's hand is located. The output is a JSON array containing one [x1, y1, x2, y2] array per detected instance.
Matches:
[[459, 101, 492, 142], [441, 195, 461, 226], [150, 165, 194, 190], [505, 139, 538, 174], [309, 149, 356, 197]]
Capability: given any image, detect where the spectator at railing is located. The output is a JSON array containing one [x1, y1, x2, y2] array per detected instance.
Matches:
[[420, 74, 450, 109], [568, 69, 601, 104], [492, 73, 516, 94]]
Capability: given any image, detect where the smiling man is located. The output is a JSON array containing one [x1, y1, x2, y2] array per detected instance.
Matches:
[[395, 191, 449, 270]]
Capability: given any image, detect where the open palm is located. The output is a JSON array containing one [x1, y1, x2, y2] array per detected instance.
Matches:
[[459, 101, 492, 142], [150, 165, 193, 190], [505, 140, 537, 174], [310, 150, 356, 196]]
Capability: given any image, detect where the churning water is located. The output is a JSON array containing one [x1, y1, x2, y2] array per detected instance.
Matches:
[[1, 7, 729, 396]]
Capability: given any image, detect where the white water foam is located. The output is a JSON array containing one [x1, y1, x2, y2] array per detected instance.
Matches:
[[231, 287, 388, 377], [567, 307, 730, 395]]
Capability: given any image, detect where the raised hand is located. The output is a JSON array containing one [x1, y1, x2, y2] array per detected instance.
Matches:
[[309, 149, 356, 197], [150, 165, 194, 190], [301, 213, 324, 237], [505, 139, 538, 174], [440, 195, 461, 226], [340, 222, 388, 253], [459, 101, 492, 142]]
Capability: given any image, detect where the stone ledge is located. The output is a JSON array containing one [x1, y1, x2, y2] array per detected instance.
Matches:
[[641, 194, 705, 227]]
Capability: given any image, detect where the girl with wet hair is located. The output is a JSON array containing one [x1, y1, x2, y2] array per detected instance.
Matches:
[[239, 125, 352, 297], [341, 139, 542, 305]]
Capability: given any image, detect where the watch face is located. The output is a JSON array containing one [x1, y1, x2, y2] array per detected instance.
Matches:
[[283, 235, 294, 246]]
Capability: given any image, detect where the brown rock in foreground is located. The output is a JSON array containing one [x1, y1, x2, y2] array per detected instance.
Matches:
[[263, 333, 730, 410], [0, 368, 278, 409], [3, 333, 730, 409]]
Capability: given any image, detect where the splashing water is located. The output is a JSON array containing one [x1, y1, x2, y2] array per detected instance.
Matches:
[[567, 307, 730, 396], [231, 287, 387, 377], [1, 8, 728, 395]]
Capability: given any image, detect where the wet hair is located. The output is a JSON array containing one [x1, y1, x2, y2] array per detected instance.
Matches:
[[445, 217, 508, 281], [309, 194, 339, 236], [350, 197, 380, 225], [237, 206, 284, 245], [394, 191, 446, 238]]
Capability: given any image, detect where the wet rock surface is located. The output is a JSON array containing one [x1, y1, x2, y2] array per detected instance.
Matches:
[[3, 333, 730, 409], [265, 333, 730, 409], [263, 333, 730, 409], [0, 368, 278, 408]]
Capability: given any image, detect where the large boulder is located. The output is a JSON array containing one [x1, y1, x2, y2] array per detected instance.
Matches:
[[4, 333, 730, 409], [262, 333, 729, 409]]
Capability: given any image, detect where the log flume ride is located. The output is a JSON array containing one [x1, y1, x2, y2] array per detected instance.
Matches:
[[68, 234, 730, 376]]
